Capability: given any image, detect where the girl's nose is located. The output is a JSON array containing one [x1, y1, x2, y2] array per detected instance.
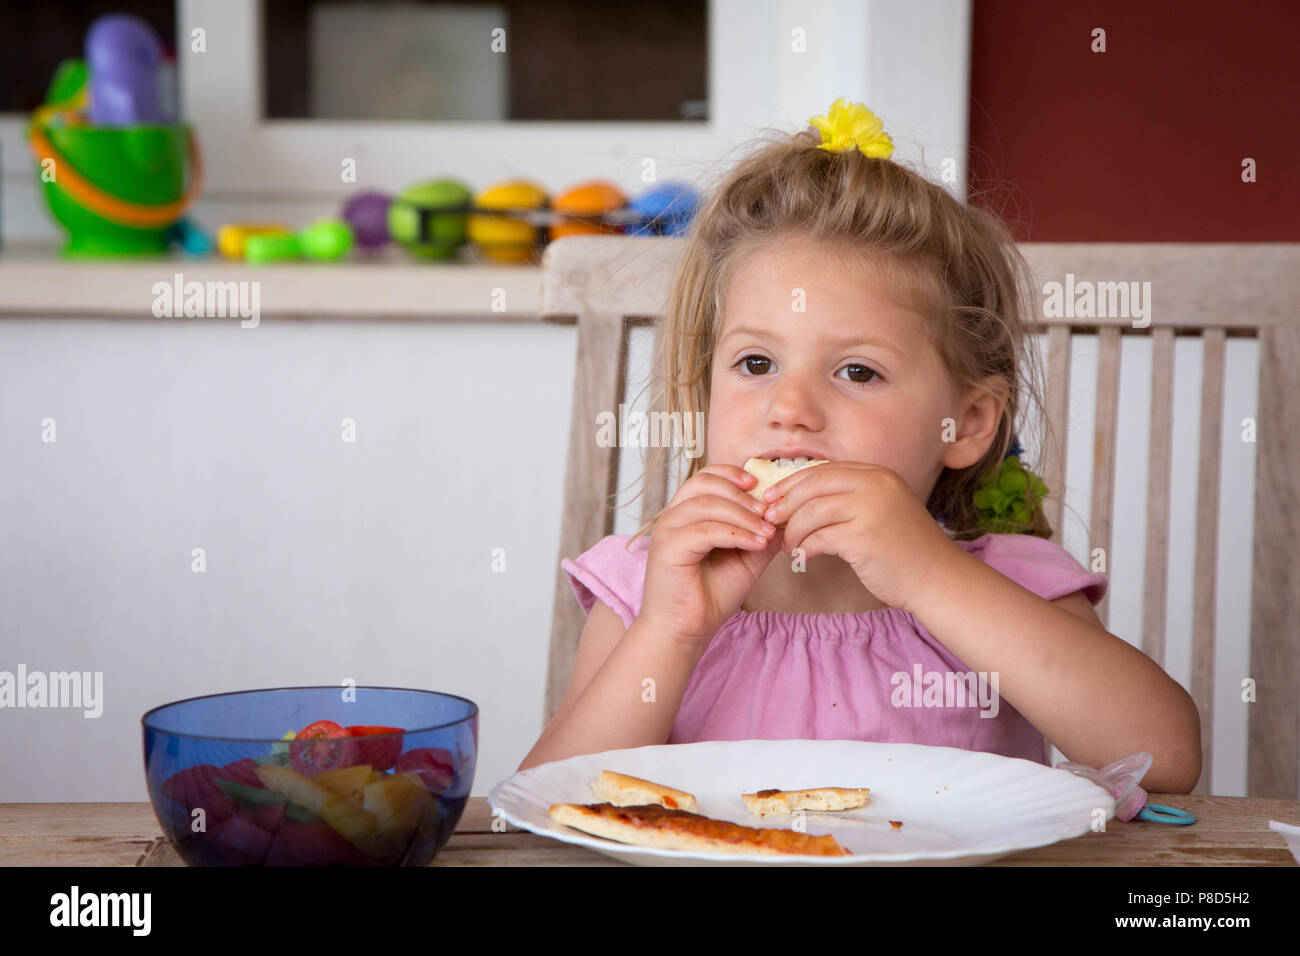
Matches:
[[766, 373, 825, 428]]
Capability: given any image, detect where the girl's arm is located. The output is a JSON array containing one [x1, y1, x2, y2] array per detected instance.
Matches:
[[905, 545, 1202, 793], [516, 613, 708, 772]]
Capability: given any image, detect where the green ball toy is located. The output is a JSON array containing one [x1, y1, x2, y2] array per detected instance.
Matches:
[[299, 217, 354, 260], [388, 179, 471, 260], [244, 232, 301, 264]]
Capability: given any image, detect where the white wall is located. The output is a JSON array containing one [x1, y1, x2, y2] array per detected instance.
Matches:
[[0, 315, 575, 800]]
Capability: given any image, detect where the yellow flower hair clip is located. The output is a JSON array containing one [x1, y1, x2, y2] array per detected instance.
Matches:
[[808, 99, 894, 159]]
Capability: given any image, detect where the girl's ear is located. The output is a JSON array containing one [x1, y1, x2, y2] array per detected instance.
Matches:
[[940, 375, 1010, 471]]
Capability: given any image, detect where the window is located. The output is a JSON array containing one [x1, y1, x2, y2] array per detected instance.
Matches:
[[262, 0, 708, 122]]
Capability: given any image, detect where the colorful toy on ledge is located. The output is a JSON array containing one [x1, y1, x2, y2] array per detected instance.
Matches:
[[216, 219, 355, 263], [547, 180, 627, 242], [341, 191, 393, 251], [373, 177, 699, 263], [86, 12, 167, 125], [239, 177, 697, 265], [468, 180, 548, 263], [26, 13, 203, 257], [387, 179, 472, 260]]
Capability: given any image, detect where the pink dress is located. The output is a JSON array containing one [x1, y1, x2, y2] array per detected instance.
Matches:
[[561, 533, 1108, 766]]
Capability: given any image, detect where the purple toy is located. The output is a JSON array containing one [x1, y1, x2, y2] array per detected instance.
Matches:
[[341, 191, 393, 249], [86, 14, 164, 125]]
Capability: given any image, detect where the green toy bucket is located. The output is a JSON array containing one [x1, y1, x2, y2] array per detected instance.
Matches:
[[27, 121, 202, 257]]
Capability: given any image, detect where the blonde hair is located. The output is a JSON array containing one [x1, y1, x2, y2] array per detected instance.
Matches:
[[619, 126, 1054, 546]]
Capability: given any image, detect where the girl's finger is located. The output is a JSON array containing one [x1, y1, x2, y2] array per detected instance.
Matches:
[[675, 519, 776, 559], [696, 494, 778, 536], [690, 463, 759, 492], [713, 462, 759, 486], [759, 460, 840, 503], [664, 495, 776, 539], [671, 470, 768, 516], [783, 516, 852, 560], [774, 492, 840, 540]]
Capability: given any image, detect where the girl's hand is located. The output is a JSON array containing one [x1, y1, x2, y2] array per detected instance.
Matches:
[[758, 462, 955, 614], [641, 464, 783, 649]]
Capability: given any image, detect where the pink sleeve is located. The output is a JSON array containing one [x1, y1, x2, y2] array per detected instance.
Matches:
[[559, 534, 650, 629], [955, 533, 1109, 605]]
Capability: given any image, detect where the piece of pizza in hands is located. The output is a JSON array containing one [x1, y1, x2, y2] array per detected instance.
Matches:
[[741, 457, 830, 523], [741, 787, 870, 817]]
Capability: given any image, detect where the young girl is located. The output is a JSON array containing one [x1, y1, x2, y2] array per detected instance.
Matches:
[[519, 100, 1201, 794]]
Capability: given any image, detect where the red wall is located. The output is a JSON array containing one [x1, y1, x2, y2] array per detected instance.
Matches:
[[968, 0, 1299, 240]]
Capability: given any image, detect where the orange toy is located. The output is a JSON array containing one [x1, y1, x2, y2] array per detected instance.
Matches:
[[548, 180, 627, 242]]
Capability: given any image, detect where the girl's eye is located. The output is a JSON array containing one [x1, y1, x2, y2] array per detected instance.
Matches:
[[839, 364, 880, 385], [732, 355, 881, 386], [736, 355, 771, 375]]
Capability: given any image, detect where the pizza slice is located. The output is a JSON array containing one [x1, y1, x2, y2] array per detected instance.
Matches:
[[548, 802, 850, 857], [590, 770, 699, 812], [741, 787, 871, 816], [742, 457, 830, 524]]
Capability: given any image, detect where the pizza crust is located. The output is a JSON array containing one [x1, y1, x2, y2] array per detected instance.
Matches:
[[548, 802, 849, 857]]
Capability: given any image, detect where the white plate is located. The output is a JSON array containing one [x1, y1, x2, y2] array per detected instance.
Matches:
[[489, 739, 1114, 866]]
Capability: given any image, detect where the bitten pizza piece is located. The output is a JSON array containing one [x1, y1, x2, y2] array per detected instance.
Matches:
[[548, 802, 849, 857], [742, 457, 830, 521], [590, 770, 699, 812], [741, 787, 870, 816]]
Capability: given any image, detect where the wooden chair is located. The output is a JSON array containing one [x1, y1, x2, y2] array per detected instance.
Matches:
[[539, 236, 1300, 799]]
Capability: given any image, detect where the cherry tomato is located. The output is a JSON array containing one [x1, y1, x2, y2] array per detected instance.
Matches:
[[289, 719, 355, 775], [345, 725, 404, 772]]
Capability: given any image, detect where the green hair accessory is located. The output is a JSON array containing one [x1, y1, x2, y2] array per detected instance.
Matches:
[[972, 455, 1049, 535]]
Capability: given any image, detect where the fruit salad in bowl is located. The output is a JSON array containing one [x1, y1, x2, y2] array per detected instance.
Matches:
[[141, 687, 477, 866]]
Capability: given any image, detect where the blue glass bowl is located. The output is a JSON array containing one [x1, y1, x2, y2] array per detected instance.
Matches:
[[142, 687, 477, 866]]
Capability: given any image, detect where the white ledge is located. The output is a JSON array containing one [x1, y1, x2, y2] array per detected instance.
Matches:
[[0, 242, 543, 320]]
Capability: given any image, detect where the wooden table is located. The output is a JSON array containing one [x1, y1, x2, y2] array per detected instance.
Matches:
[[0, 795, 1296, 865]]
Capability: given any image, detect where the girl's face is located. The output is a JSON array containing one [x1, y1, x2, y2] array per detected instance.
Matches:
[[707, 240, 1002, 503]]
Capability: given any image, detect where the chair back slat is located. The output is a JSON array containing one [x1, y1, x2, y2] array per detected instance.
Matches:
[[638, 320, 672, 528], [1040, 326, 1073, 543], [1142, 327, 1177, 669], [1090, 327, 1123, 628], [1190, 328, 1227, 796], [639, 451, 671, 529], [1248, 324, 1300, 798], [539, 237, 1300, 796]]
